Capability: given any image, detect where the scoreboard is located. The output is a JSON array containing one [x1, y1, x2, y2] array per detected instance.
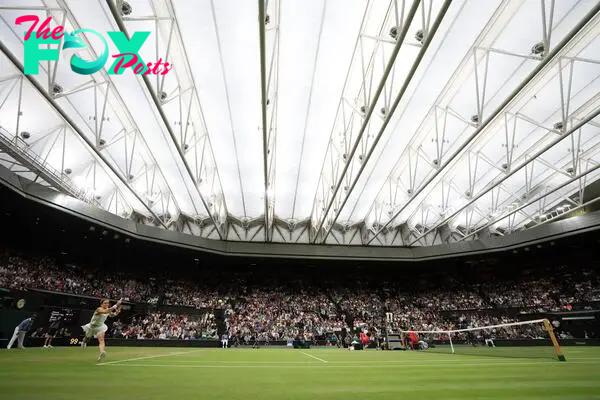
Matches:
[[47, 308, 79, 325], [44, 308, 86, 345]]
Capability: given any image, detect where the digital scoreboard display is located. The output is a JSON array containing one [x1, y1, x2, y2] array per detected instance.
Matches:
[[43, 308, 86, 345], [47, 308, 79, 326]]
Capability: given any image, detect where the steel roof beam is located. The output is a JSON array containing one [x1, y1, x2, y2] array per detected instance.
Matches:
[[258, 0, 280, 242], [408, 122, 600, 243], [405, 38, 600, 244], [0, 126, 99, 205], [0, 41, 168, 228], [3, 1, 184, 225], [310, 0, 421, 243], [449, 120, 599, 241], [461, 160, 600, 242], [258, 0, 270, 242], [54, 0, 186, 223], [458, 117, 600, 240], [359, 0, 555, 240], [366, 1, 600, 245], [105, 0, 227, 239], [513, 195, 600, 234], [319, 0, 452, 244]]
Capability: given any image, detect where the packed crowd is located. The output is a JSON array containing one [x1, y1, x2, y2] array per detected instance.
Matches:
[[1, 247, 599, 341], [162, 282, 228, 309], [225, 289, 346, 341], [0, 250, 221, 306], [111, 312, 217, 340], [481, 264, 600, 310], [0, 253, 159, 303]]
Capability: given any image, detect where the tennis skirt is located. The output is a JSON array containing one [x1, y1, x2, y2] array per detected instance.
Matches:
[[81, 323, 108, 338]]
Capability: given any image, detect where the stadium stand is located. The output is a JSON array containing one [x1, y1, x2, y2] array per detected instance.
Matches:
[[1, 244, 599, 343]]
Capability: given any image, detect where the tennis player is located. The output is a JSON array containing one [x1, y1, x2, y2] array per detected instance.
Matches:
[[81, 299, 122, 362]]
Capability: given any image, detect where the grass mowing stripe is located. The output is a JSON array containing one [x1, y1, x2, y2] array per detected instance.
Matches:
[[100, 349, 206, 365], [299, 351, 328, 363]]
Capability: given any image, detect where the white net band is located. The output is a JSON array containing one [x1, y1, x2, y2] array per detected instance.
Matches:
[[401, 318, 547, 335]]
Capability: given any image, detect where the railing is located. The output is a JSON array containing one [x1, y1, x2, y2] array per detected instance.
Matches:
[[0, 126, 101, 207]]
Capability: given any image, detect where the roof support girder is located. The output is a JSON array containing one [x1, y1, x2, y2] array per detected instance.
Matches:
[[366, 1, 600, 245], [0, 125, 98, 204], [310, 0, 422, 243], [319, 0, 452, 243], [459, 132, 600, 241], [2, 1, 186, 225], [105, 0, 228, 239], [0, 40, 168, 228], [258, 0, 280, 242]]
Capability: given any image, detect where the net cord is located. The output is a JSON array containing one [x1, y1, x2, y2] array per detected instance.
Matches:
[[399, 318, 547, 335]]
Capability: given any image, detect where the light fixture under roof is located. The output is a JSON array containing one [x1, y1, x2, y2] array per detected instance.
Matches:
[[531, 41, 545, 55], [415, 29, 424, 43], [554, 121, 564, 131], [51, 83, 63, 95], [121, 1, 132, 16]]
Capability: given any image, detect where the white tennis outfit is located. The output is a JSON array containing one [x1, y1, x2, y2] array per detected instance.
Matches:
[[81, 311, 108, 338]]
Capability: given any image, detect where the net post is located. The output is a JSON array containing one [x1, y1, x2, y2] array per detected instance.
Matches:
[[543, 319, 566, 362], [447, 331, 455, 354]]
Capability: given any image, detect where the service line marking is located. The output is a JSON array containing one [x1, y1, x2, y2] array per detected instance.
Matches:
[[299, 351, 328, 363], [100, 349, 206, 365]]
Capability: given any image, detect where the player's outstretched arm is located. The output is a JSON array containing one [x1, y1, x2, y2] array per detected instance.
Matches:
[[109, 306, 122, 317]]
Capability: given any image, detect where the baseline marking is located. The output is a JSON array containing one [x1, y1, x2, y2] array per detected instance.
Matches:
[[299, 351, 328, 363], [100, 349, 206, 365], [100, 359, 600, 368], [156, 357, 600, 363]]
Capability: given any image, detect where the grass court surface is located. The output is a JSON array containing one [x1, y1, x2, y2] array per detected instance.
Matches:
[[1, 346, 600, 399]]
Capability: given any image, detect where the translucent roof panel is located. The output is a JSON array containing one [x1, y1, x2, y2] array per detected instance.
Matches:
[[0, 0, 599, 245]]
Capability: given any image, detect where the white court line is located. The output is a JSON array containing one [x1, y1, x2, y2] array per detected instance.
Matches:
[[299, 351, 328, 363], [123, 357, 600, 364], [100, 349, 206, 365], [100, 359, 600, 368]]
